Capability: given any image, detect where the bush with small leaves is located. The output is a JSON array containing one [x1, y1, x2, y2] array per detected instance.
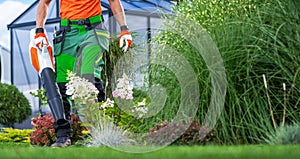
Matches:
[[0, 83, 32, 125], [0, 128, 33, 143]]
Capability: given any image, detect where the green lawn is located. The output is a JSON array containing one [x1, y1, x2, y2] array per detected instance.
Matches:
[[0, 142, 299, 159]]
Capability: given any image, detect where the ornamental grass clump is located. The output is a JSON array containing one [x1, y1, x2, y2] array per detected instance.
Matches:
[[267, 124, 300, 145], [149, 0, 300, 144]]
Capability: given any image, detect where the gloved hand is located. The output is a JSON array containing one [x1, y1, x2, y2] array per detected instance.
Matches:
[[118, 26, 132, 52], [29, 28, 54, 74], [34, 28, 49, 50]]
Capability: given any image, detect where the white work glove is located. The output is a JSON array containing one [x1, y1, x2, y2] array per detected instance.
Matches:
[[118, 26, 132, 52]]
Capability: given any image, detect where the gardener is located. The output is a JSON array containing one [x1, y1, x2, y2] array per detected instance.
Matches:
[[33, 0, 132, 147]]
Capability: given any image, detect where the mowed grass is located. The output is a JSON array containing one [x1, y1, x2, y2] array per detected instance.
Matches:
[[0, 142, 299, 159]]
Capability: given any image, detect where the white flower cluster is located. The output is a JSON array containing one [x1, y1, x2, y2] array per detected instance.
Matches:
[[131, 98, 148, 119], [65, 70, 99, 103], [111, 74, 148, 118], [100, 98, 115, 109], [112, 73, 133, 100], [131, 106, 148, 119]]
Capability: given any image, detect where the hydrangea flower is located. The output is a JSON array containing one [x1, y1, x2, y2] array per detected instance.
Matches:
[[112, 73, 133, 100], [65, 70, 99, 104]]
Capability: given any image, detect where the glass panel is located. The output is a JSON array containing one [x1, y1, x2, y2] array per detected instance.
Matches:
[[11, 1, 58, 25], [125, 14, 147, 44], [150, 18, 162, 38], [0, 46, 11, 84]]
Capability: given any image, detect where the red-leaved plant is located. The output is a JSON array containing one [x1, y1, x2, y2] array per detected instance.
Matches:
[[30, 112, 56, 146], [30, 112, 87, 146], [148, 119, 214, 145]]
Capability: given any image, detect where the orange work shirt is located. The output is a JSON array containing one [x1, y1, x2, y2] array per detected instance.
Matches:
[[60, 0, 102, 20]]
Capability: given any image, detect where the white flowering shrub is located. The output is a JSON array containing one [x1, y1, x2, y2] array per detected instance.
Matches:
[[65, 71, 150, 146], [66, 70, 99, 104]]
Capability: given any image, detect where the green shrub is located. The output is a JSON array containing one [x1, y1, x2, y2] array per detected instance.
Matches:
[[0, 128, 33, 143], [0, 83, 32, 125]]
